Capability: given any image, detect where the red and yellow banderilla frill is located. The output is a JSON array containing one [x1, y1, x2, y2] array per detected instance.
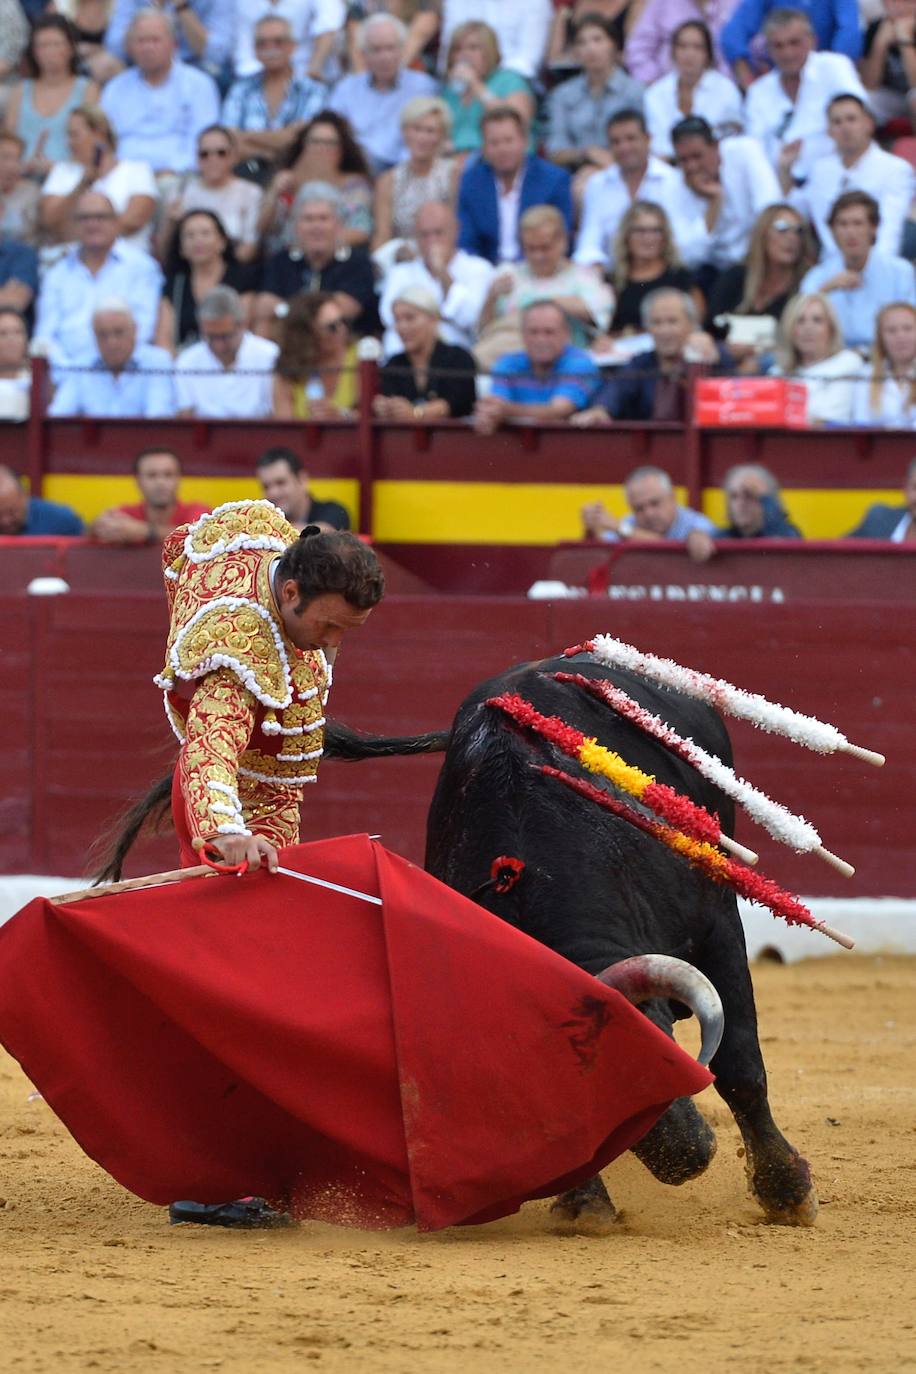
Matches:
[[155, 500, 331, 857]]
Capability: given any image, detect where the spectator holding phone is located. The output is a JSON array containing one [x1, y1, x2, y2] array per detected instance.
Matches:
[[40, 105, 158, 250]]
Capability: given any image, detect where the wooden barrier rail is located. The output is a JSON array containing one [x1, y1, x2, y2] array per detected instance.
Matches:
[[4, 357, 912, 543]]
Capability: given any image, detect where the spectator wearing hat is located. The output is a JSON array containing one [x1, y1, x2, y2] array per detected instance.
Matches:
[[374, 285, 477, 421]]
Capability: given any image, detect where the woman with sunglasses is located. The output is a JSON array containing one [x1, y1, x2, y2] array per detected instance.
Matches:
[[160, 126, 263, 264], [156, 209, 254, 354], [704, 203, 815, 364], [272, 291, 360, 420]]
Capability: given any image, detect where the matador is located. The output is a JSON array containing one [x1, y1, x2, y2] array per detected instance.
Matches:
[[156, 498, 384, 873]]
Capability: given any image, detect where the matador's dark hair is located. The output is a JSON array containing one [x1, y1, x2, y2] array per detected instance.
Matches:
[[276, 530, 384, 612]]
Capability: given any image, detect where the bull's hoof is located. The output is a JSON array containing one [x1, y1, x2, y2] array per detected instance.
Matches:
[[747, 1148, 819, 1226], [758, 1184, 819, 1227], [549, 1188, 618, 1235]]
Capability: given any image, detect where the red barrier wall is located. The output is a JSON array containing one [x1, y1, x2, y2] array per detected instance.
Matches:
[[0, 542, 911, 897]]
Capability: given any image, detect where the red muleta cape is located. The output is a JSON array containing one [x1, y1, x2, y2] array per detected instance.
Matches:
[[0, 835, 712, 1231]]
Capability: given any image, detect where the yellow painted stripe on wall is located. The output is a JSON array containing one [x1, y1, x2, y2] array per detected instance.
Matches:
[[44, 475, 360, 525], [373, 480, 896, 543]]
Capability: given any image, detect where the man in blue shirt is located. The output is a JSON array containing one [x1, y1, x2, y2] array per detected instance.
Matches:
[[49, 298, 175, 418], [0, 465, 83, 535], [100, 11, 221, 174], [35, 190, 163, 370], [0, 238, 38, 323], [800, 190, 916, 348], [473, 300, 598, 434], [222, 14, 326, 167], [328, 13, 436, 173], [582, 466, 716, 543]]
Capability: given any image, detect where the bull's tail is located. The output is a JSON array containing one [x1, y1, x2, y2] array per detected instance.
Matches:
[[323, 721, 449, 760], [91, 770, 175, 886], [90, 722, 448, 884]]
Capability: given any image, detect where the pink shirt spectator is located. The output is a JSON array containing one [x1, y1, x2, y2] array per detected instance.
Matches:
[[625, 0, 739, 85]]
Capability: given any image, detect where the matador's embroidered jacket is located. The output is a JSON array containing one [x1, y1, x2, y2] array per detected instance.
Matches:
[[155, 500, 331, 849]]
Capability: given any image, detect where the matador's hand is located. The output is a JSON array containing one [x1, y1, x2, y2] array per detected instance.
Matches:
[[204, 834, 279, 873]]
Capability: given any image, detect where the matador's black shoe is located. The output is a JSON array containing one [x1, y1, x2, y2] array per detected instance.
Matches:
[[168, 1197, 293, 1229]]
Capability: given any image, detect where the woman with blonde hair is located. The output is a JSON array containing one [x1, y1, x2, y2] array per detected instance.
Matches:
[[605, 200, 693, 335], [272, 290, 360, 421], [372, 97, 459, 250], [441, 21, 534, 154], [771, 292, 862, 425], [40, 103, 157, 248], [476, 203, 613, 367], [704, 203, 816, 361], [375, 285, 476, 420], [853, 302, 916, 428]]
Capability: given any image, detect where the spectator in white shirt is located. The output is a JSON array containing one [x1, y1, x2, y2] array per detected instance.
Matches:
[[35, 190, 164, 369], [745, 8, 869, 185], [328, 15, 437, 175], [645, 21, 745, 160], [160, 126, 263, 265], [771, 291, 862, 424], [49, 297, 175, 418], [379, 202, 493, 358], [40, 105, 158, 252], [853, 301, 916, 427], [175, 285, 279, 418], [100, 11, 220, 176], [574, 108, 681, 271], [668, 117, 781, 283], [788, 94, 914, 260], [438, 0, 553, 81], [233, 0, 346, 84]]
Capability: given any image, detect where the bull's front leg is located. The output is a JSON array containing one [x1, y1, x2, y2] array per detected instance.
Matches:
[[698, 917, 818, 1226]]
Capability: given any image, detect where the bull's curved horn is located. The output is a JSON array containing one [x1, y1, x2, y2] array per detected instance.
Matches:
[[595, 955, 724, 1067]]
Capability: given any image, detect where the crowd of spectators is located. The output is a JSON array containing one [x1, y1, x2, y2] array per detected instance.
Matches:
[[0, 1, 915, 548]]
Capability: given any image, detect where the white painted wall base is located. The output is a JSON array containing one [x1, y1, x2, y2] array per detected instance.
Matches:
[[1, 875, 915, 962]]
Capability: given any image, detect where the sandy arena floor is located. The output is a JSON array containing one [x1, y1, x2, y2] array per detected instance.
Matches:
[[1, 955, 914, 1374]]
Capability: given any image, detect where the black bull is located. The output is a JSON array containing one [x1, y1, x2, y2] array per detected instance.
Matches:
[[329, 651, 818, 1227], [104, 651, 818, 1226]]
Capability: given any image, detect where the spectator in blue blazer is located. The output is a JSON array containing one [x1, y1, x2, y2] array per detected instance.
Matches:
[[457, 106, 573, 266], [846, 457, 916, 542]]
